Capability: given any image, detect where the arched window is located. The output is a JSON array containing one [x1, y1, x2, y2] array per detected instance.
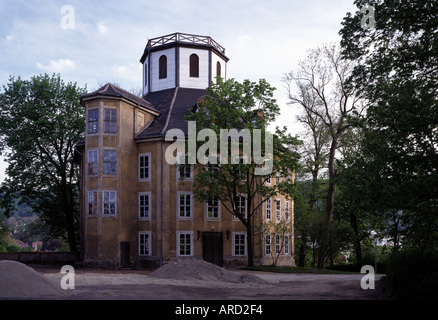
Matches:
[[216, 61, 221, 78], [159, 55, 167, 79], [189, 54, 199, 78]]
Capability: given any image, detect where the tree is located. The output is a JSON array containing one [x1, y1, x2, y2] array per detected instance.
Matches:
[[0, 73, 87, 252], [184, 78, 300, 267], [339, 0, 438, 250], [283, 43, 363, 267]]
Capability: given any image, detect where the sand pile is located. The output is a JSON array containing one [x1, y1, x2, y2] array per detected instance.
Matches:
[[150, 259, 267, 284], [0, 260, 66, 299]]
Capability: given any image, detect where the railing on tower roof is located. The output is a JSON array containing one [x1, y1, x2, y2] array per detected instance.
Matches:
[[146, 32, 226, 55]]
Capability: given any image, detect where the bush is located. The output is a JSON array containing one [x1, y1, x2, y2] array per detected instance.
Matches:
[[384, 248, 438, 300]]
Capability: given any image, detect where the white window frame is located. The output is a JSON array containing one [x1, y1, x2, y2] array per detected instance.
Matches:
[[284, 234, 290, 255], [206, 197, 220, 220], [87, 108, 99, 134], [233, 232, 246, 256], [233, 194, 247, 220], [275, 171, 281, 185], [102, 190, 117, 216], [138, 232, 151, 256], [87, 149, 98, 175], [138, 192, 151, 220], [275, 199, 281, 222], [265, 198, 272, 221], [87, 190, 98, 215], [103, 149, 116, 175], [176, 153, 192, 181], [103, 108, 117, 134], [275, 234, 281, 255], [139, 153, 151, 181], [265, 233, 271, 256], [285, 200, 290, 222], [177, 192, 193, 219], [177, 231, 193, 256]]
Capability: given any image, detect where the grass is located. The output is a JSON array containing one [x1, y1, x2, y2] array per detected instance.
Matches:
[[242, 265, 359, 274]]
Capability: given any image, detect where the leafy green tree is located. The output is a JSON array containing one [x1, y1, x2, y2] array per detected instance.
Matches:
[[0, 73, 87, 252], [184, 78, 301, 267], [339, 0, 438, 250], [284, 43, 364, 267]]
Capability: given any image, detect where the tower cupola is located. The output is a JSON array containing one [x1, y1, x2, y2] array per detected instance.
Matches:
[[140, 32, 229, 96]]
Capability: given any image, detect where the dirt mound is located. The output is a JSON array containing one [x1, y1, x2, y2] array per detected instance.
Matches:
[[150, 259, 266, 284], [0, 260, 67, 299]]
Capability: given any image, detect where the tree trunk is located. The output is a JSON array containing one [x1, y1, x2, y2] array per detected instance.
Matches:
[[318, 137, 338, 268], [349, 212, 363, 264], [246, 221, 254, 267]]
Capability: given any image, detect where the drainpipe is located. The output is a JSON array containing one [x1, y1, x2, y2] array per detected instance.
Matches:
[[160, 140, 164, 267]]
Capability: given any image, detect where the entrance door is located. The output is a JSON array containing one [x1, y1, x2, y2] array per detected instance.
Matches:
[[120, 241, 130, 268], [202, 232, 223, 267]]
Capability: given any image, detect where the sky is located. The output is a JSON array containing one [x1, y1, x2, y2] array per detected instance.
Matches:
[[0, 0, 359, 182]]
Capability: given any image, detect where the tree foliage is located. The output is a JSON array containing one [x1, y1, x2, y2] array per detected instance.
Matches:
[[339, 0, 438, 250], [184, 78, 301, 267], [0, 73, 87, 251]]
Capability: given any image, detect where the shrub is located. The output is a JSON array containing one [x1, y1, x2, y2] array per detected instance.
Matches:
[[384, 248, 438, 300]]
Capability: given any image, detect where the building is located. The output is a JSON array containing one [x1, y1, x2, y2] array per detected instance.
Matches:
[[76, 32, 294, 269]]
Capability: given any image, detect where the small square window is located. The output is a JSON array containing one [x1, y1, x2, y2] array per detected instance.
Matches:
[[88, 109, 98, 134], [103, 150, 116, 175], [103, 190, 116, 216], [87, 150, 98, 175], [104, 109, 117, 133]]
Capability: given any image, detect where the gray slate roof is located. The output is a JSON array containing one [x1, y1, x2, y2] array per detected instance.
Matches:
[[136, 87, 206, 139], [81, 83, 158, 113]]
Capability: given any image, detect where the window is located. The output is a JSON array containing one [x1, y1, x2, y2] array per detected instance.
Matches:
[[139, 232, 151, 256], [275, 234, 281, 254], [177, 153, 192, 180], [216, 61, 221, 78], [178, 192, 192, 218], [206, 197, 219, 219], [233, 233, 246, 256], [178, 232, 192, 256], [234, 195, 246, 219], [139, 153, 150, 181], [104, 109, 117, 133], [275, 172, 281, 185], [265, 234, 271, 255], [159, 55, 167, 79], [87, 150, 98, 175], [103, 150, 116, 175], [285, 200, 290, 221], [88, 109, 98, 134], [265, 198, 272, 220], [189, 53, 199, 77], [275, 199, 281, 222], [284, 234, 290, 254], [103, 191, 116, 216], [139, 192, 151, 219], [87, 190, 98, 215]]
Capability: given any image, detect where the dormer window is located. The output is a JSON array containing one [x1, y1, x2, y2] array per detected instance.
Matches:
[[189, 54, 199, 78], [159, 55, 167, 79]]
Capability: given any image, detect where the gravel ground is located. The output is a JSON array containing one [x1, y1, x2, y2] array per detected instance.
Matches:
[[0, 260, 388, 300]]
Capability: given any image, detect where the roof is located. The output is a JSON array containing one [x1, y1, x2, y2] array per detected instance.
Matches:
[[140, 32, 229, 63], [135, 87, 206, 140], [80, 83, 159, 114]]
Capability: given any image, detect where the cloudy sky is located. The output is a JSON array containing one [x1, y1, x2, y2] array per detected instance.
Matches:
[[0, 0, 359, 182]]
